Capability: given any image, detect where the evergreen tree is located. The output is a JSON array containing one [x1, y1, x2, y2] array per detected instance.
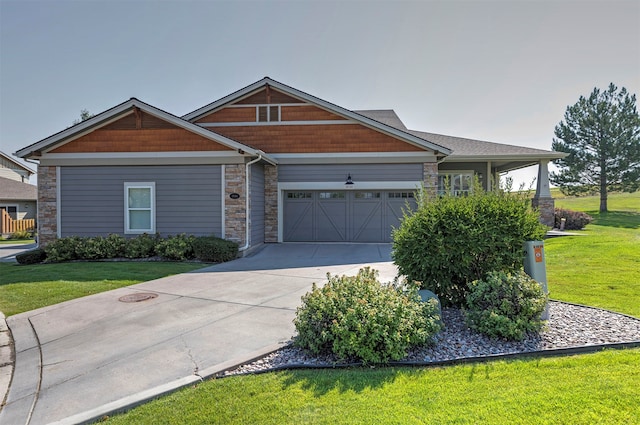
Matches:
[[551, 83, 640, 212], [72, 109, 94, 125]]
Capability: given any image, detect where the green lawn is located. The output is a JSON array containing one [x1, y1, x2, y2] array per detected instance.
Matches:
[[0, 239, 35, 245], [104, 349, 640, 425], [104, 191, 640, 424], [0, 262, 209, 316], [546, 191, 640, 317]]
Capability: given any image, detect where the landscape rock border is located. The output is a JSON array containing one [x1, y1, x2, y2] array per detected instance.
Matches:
[[220, 300, 640, 376]]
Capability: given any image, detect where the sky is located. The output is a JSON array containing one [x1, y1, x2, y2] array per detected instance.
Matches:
[[1, 0, 639, 186]]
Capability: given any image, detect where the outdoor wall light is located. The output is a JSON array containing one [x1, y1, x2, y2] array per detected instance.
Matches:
[[345, 173, 354, 185]]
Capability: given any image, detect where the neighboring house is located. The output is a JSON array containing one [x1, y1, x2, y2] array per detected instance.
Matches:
[[0, 152, 37, 234], [0, 150, 35, 183], [15, 77, 564, 250], [0, 176, 37, 221]]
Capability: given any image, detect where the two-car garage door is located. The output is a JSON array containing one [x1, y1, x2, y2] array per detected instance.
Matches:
[[283, 190, 417, 242]]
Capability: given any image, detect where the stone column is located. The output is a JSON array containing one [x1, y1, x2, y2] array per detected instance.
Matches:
[[422, 162, 438, 201], [264, 165, 278, 243], [37, 165, 58, 247], [532, 160, 555, 227], [224, 164, 246, 245]]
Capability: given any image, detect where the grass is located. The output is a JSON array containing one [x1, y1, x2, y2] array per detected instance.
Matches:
[[105, 348, 640, 425], [0, 262, 209, 316], [104, 191, 640, 424], [545, 191, 640, 317], [0, 239, 35, 245]]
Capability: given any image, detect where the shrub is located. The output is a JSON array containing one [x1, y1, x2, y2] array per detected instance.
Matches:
[[72, 234, 127, 259], [293, 267, 442, 364], [155, 234, 196, 261], [192, 236, 238, 262], [392, 185, 547, 307], [44, 236, 84, 262], [463, 270, 547, 340], [101, 233, 127, 258], [554, 208, 593, 230], [16, 248, 47, 265], [9, 230, 33, 240], [124, 233, 160, 259]]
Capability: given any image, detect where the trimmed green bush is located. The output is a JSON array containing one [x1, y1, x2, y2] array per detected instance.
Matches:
[[41, 233, 237, 263], [124, 233, 160, 259], [463, 270, 547, 340], [554, 208, 593, 230], [392, 186, 547, 307], [44, 236, 84, 262], [293, 267, 442, 364], [192, 236, 238, 262], [16, 248, 47, 265], [155, 234, 196, 261]]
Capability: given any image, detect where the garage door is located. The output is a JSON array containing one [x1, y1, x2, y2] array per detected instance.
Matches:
[[283, 191, 417, 242]]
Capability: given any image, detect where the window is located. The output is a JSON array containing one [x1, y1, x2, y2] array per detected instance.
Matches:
[[438, 172, 473, 196], [0, 205, 18, 220], [125, 182, 155, 233], [388, 192, 414, 199], [287, 192, 312, 199], [319, 192, 345, 199], [257, 105, 280, 122], [355, 192, 381, 199]]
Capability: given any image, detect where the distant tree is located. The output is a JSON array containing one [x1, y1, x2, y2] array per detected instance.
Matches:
[[72, 109, 94, 125], [551, 83, 640, 212]]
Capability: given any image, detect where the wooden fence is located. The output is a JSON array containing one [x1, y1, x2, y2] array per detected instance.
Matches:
[[1, 209, 35, 235]]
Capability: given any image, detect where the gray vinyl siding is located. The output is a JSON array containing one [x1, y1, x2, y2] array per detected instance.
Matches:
[[59, 165, 222, 237], [250, 163, 265, 245], [278, 164, 423, 183]]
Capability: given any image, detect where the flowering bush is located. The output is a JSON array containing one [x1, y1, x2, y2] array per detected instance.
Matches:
[[554, 208, 593, 230]]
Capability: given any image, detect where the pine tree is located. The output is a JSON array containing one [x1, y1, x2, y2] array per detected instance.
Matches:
[[551, 83, 640, 212]]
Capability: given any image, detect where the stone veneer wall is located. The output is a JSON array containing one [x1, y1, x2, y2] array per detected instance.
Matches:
[[264, 165, 278, 243], [37, 165, 58, 247], [532, 197, 555, 228], [423, 162, 438, 198], [224, 164, 246, 245]]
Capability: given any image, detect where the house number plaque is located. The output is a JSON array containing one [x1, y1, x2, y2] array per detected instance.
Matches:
[[229, 193, 240, 199]]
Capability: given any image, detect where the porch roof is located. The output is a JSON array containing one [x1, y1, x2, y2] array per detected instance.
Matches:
[[356, 110, 566, 173]]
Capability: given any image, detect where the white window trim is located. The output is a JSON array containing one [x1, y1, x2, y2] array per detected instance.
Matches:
[[124, 182, 156, 234], [438, 171, 474, 196], [256, 105, 281, 122]]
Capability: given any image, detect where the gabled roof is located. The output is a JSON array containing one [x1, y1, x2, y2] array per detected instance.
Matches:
[[0, 176, 37, 201], [183, 77, 452, 156], [15, 98, 277, 164], [0, 151, 35, 175]]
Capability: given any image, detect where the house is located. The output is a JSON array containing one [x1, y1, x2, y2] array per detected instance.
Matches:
[[14, 78, 564, 250], [0, 152, 37, 235], [0, 150, 35, 183]]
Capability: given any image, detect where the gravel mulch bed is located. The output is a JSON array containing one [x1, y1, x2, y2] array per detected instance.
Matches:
[[223, 301, 640, 376]]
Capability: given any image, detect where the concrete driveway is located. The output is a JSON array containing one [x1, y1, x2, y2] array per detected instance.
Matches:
[[0, 243, 37, 263], [0, 243, 397, 425]]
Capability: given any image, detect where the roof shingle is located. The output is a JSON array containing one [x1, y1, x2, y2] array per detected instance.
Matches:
[[0, 176, 37, 201]]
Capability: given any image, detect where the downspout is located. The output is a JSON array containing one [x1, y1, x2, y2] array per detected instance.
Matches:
[[239, 154, 262, 252]]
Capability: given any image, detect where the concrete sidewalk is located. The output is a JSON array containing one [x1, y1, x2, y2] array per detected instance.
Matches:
[[0, 243, 396, 425]]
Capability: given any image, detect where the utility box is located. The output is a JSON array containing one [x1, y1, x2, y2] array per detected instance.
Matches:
[[523, 241, 549, 320]]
